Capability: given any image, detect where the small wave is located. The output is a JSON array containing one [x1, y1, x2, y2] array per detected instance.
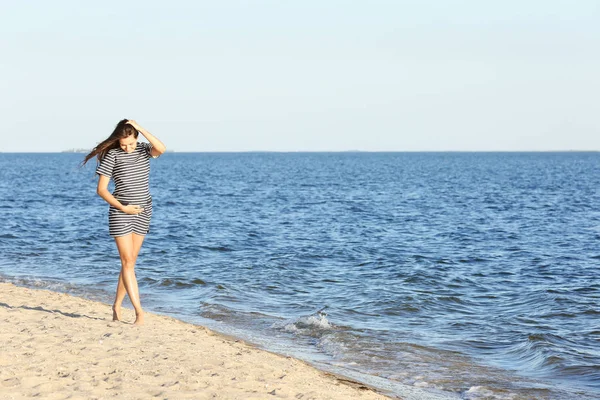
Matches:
[[463, 385, 531, 400], [458, 256, 488, 263], [272, 309, 333, 335], [140, 277, 158, 285], [465, 386, 495, 399], [503, 332, 592, 379], [1, 276, 77, 292], [382, 304, 420, 315], [437, 295, 466, 304], [575, 286, 599, 293], [160, 278, 190, 287], [198, 245, 233, 252], [153, 277, 208, 288], [0, 276, 111, 303], [561, 365, 600, 377], [526, 333, 569, 344]]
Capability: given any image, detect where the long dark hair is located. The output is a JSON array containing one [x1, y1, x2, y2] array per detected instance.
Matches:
[[81, 119, 139, 166]]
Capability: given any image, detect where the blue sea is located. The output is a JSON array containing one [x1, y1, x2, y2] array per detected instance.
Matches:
[[1, 152, 599, 399]]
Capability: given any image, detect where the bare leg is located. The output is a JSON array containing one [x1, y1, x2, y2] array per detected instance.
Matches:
[[113, 234, 146, 321], [113, 234, 146, 325], [112, 270, 125, 321]]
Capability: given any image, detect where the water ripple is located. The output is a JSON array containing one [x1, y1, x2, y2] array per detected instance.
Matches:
[[1, 152, 599, 399]]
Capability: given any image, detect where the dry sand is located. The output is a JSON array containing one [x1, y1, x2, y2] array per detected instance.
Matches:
[[0, 282, 394, 400]]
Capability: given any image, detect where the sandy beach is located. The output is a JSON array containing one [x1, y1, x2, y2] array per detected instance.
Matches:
[[0, 282, 393, 400]]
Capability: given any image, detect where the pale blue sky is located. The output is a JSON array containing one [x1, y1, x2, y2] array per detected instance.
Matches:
[[1, 1, 599, 151]]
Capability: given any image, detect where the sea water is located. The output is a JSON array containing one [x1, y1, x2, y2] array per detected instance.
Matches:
[[1, 152, 598, 399]]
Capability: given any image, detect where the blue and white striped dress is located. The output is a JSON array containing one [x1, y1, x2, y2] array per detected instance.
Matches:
[[96, 142, 157, 237]]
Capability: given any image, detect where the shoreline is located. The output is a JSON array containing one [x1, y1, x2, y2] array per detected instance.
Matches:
[[0, 282, 400, 400]]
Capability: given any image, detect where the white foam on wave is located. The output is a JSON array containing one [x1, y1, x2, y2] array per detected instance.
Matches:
[[298, 313, 332, 329], [0, 275, 111, 303], [272, 310, 333, 334], [464, 386, 517, 400], [2, 275, 75, 292], [317, 333, 349, 359]]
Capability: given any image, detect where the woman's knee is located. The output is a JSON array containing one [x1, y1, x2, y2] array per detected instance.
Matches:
[[120, 255, 136, 269]]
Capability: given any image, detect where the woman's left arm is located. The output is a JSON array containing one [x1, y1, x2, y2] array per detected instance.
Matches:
[[128, 120, 166, 157]]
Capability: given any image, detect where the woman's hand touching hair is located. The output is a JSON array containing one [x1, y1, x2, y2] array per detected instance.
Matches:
[[127, 120, 141, 131]]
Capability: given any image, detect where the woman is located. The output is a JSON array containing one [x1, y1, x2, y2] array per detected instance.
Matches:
[[82, 119, 166, 325]]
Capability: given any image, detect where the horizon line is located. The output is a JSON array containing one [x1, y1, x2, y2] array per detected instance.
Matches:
[[1, 150, 599, 154], [0, 150, 600, 154]]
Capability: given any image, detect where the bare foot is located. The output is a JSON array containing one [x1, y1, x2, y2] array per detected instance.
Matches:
[[134, 311, 145, 326], [112, 304, 122, 321]]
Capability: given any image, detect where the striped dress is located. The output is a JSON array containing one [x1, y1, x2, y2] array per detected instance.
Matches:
[[96, 142, 157, 237]]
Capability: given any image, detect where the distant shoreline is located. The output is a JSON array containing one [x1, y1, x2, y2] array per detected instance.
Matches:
[[59, 149, 176, 154], [0, 150, 598, 154]]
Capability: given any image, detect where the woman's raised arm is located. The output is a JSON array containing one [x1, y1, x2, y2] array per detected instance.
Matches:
[[127, 120, 166, 157]]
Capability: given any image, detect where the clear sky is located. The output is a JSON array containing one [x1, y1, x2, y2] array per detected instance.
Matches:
[[1, 1, 599, 152]]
